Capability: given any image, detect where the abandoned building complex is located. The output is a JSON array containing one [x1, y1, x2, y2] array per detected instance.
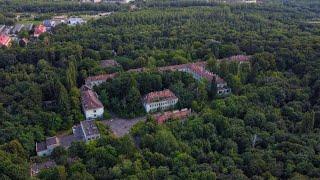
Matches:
[[36, 120, 100, 157]]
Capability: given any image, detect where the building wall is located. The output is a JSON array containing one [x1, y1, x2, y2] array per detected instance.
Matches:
[[84, 107, 104, 120], [85, 134, 101, 142], [144, 98, 178, 113], [37, 148, 54, 157]]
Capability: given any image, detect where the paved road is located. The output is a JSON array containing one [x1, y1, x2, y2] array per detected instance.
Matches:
[[102, 116, 146, 137]]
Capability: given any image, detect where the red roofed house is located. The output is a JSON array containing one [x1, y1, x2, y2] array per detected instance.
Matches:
[[81, 85, 104, 119], [34, 24, 46, 37], [0, 34, 11, 47], [85, 73, 118, 88], [153, 108, 191, 124], [142, 89, 178, 113]]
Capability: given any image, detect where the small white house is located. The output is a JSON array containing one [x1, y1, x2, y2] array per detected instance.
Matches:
[[81, 85, 104, 119]]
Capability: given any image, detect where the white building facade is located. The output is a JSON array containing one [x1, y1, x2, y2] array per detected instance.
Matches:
[[142, 89, 178, 113]]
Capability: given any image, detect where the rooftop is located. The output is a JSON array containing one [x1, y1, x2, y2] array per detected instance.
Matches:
[[0, 34, 11, 47], [153, 108, 191, 124], [81, 120, 100, 137], [34, 24, 46, 36], [85, 73, 118, 84], [81, 85, 104, 111], [143, 89, 178, 104], [46, 136, 58, 146]]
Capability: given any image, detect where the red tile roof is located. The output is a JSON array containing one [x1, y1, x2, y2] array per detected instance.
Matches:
[[85, 73, 118, 85], [81, 85, 104, 110], [0, 34, 11, 47], [34, 24, 46, 37], [153, 108, 191, 124], [143, 89, 177, 104]]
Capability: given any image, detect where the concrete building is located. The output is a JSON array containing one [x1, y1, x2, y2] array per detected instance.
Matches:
[[81, 85, 104, 120], [142, 89, 178, 113], [36, 137, 60, 157], [79, 120, 101, 141], [36, 120, 100, 157]]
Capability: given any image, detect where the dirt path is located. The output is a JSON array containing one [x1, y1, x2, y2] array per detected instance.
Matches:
[[101, 116, 146, 137]]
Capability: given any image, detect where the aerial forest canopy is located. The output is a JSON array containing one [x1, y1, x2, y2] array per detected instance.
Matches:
[[0, 0, 320, 179]]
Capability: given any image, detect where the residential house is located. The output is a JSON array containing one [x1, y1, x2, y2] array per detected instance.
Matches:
[[0, 25, 5, 32], [81, 85, 104, 120], [2, 26, 13, 34], [153, 108, 191, 124], [11, 24, 24, 34], [142, 89, 178, 113], [68, 17, 86, 26], [43, 20, 56, 30], [23, 24, 34, 32], [34, 24, 46, 37], [0, 34, 12, 47]]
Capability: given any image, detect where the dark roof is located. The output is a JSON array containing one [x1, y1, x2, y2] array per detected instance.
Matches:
[[81, 120, 100, 137], [36, 142, 47, 152], [46, 137, 58, 146]]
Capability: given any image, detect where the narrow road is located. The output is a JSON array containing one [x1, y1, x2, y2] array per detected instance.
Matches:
[[101, 116, 146, 137]]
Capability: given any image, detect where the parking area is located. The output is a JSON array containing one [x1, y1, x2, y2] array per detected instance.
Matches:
[[102, 116, 146, 137]]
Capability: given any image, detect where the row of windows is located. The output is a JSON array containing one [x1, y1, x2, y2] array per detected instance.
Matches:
[[149, 100, 177, 108]]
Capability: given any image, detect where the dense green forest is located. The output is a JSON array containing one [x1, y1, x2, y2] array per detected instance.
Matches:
[[1, 0, 320, 179]]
